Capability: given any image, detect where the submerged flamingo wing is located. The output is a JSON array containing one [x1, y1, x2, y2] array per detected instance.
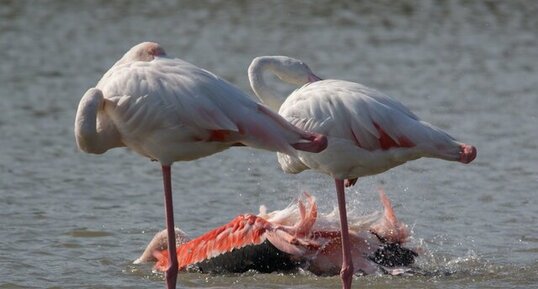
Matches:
[[154, 195, 321, 271], [154, 214, 271, 271]]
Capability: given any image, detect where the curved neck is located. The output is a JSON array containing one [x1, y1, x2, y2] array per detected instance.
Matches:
[[74, 88, 123, 154], [248, 57, 288, 112]]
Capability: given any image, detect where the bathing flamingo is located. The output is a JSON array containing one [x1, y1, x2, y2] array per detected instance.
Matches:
[[74, 43, 327, 289], [136, 191, 417, 276], [247, 56, 477, 289]]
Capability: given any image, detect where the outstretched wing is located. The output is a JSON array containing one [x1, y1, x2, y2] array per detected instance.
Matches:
[[153, 195, 320, 271]]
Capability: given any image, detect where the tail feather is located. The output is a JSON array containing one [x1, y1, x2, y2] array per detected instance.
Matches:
[[256, 104, 328, 154], [292, 193, 318, 237], [370, 189, 410, 244], [267, 192, 320, 256]]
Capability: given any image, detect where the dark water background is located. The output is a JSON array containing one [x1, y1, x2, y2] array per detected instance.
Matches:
[[1, 1, 537, 288]]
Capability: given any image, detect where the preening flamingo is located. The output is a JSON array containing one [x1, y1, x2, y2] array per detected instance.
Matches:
[[74, 43, 327, 289], [136, 191, 417, 276], [248, 56, 477, 289]]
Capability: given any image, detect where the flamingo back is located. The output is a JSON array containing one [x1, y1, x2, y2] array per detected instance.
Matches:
[[277, 79, 471, 178]]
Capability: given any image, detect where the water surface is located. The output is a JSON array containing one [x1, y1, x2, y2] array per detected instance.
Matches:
[[1, 1, 537, 288]]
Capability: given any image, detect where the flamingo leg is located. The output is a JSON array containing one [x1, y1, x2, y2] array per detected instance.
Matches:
[[335, 178, 354, 289], [162, 165, 178, 289]]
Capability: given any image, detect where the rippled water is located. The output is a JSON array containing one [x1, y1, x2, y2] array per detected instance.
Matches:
[[1, 1, 537, 288]]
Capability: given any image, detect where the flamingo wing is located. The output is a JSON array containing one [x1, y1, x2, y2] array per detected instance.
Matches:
[[153, 194, 320, 271], [281, 80, 464, 162], [96, 58, 243, 133], [283, 80, 453, 149], [370, 189, 410, 244]]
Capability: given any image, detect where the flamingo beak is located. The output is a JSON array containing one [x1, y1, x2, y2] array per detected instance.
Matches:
[[308, 73, 322, 82]]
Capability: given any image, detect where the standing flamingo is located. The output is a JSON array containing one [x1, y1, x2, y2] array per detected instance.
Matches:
[[74, 43, 327, 289], [248, 56, 477, 289], [135, 191, 416, 276]]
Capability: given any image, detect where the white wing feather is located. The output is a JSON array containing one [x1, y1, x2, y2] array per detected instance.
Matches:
[[276, 79, 462, 177], [281, 80, 454, 151], [97, 58, 248, 132]]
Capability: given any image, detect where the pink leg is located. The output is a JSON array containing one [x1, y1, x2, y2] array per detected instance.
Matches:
[[335, 178, 354, 289], [162, 165, 178, 289]]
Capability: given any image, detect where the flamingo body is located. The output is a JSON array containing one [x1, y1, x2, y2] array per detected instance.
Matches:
[[277, 79, 476, 180], [138, 191, 416, 276]]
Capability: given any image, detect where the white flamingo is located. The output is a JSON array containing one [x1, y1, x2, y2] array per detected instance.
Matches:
[[248, 56, 477, 289], [74, 43, 327, 289]]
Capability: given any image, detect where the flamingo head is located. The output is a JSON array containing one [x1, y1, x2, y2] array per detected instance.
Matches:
[[277, 56, 322, 85], [256, 56, 322, 86], [114, 42, 167, 66]]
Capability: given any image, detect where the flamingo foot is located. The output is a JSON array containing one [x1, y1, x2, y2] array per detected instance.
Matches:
[[344, 178, 358, 187], [459, 144, 477, 164]]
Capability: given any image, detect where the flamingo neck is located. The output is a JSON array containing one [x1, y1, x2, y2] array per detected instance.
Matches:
[[248, 57, 289, 112], [74, 88, 123, 154]]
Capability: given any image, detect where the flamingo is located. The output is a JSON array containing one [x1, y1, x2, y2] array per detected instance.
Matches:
[[74, 43, 328, 289], [135, 191, 417, 276], [247, 56, 477, 289]]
